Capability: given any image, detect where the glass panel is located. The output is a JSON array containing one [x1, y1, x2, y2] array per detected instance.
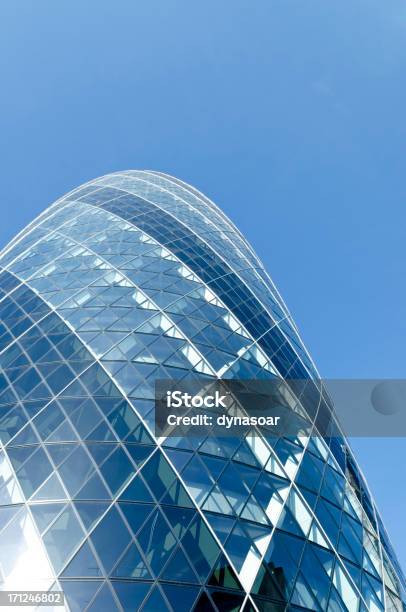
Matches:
[[112, 582, 151, 612], [60, 580, 103, 612], [112, 543, 151, 579], [62, 540, 102, 577], [91, 505, 131, 573], [0, 507, 54, 590], [43, 505, 84, 573], [137, 509, 177, 575], [100, 446, 134, 495], [181, 516, 220, 581]]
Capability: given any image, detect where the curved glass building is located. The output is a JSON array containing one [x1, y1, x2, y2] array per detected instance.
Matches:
[[0, 171, 404, 611]]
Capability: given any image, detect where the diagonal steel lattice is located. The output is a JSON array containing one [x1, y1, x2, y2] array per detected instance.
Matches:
[[0, 171, 404, 611]]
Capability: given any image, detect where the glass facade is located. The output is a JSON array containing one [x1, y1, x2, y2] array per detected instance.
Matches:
[[0, 170, 404, 611]]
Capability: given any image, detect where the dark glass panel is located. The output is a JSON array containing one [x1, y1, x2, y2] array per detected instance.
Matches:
[[208, 554, 242, 590], [119, 502, 154, 536], [60, 580, 103, 612], [141, 586, 170, 611], [162, 584, 200, 612], [181, 516, 220, 581], [87, 583, 120, 611], [260, 530, 306, 600], [161, 505, 195, 539], [192, 591, 216, 611], [137, 508, 177, 575], [297, 544, 335, 609], [74, 501, 109, 531], [112, 543, 151, 579], [141, 451, 177, 501], [112, 581, 151, 612], [161, 547, 199, 583], [119, 474, 154, 503], [209, 590, 245, 612], [91, 505, 131, 573], [100, 446, 134, 495], [61, 540, 102, 577]]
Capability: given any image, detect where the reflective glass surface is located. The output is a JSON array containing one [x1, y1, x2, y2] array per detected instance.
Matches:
[[0, 171, 404, 611]]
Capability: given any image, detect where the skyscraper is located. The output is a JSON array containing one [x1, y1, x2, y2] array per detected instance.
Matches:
[[0, 171, 403, 611]]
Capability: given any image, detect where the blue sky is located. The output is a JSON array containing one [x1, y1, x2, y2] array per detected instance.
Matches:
[[1, 0, 406, 569]]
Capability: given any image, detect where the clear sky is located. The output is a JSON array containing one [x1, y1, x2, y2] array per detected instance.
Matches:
[[1, 0, 406, 570]]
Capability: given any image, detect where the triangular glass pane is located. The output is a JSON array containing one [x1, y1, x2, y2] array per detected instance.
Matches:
[[299, 544, 334, 608], [91, 506, 131, 574], [61, 540, 102, 578], [125, 444, 154, 467], [263, 530, 306, 596], [208, 554, 241, 590], [193, 591, 216, 611], [87, 583, 119, 612], [343, 560, 361, 589], [202, 487, 233, 515], [311, 544, 335, 578], [85, 443, 116, 465], [242, 521, 273, 555], [338, 532, 358, 564], [75, 473, 111, 501], [47, 419, 78, 442], [327, 586, 349, 612], [0, 505, 21, 533], [141, 451, 177, 501], [308, 521, 329, 549], [291, 572, 322, 610], [181, 516, 220, 582], [161, 547, 199, 583], [363, 549, 379, 579], [100, 447, 134, 495], [161, 505, 195, 539], [119, 502, 154, 536], [209, 590, 245, 611], [234, 462, 260, 491], [278, 506, 303, 536], [46, 443, 77, 467], [165, 449, 192, 472], [30, 502, 65, 534], [137, 509, 177, 575], [112, 543, 151, 579], [200, 454, 227, 480], [74, 501, 109, 531], [362, 571, 384, 610], [60, 579, 102, 612], [252, 562, 286, 602], [141, 586, 170, 611], [7, 445, 37, 470], [119, 475, 154, 503], [161, 478, 194, 508], [232, 441, 259, 468], [240, 494, 268, 524], [226, 524, 254, 573], [218, 464, 249, 514], [112, 580, 151, 612], [32, 473, 66, 501], [204, 512, 235, 544], [299, 487, 318, 511], [343, 495, 360, 521], [161, 584, 200, 612], [8, 424, 38, 446]]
